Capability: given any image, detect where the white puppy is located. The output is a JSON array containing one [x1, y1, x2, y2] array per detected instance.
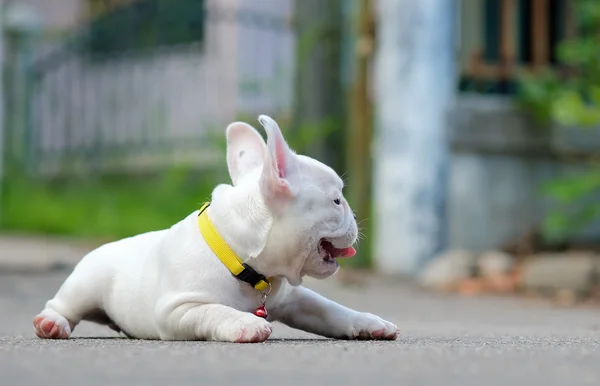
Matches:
[[33, 115, 399, 343]]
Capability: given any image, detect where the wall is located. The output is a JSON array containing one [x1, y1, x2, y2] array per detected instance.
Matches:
[[448, 94, 600, 251], [17, 0, 82, 30]]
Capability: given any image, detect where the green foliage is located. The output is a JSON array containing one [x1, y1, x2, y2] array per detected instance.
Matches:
[[517, 69, 563, 125], [540, 172, 600, 239], [516, 0, 600, 242], [0, 166, 224, 240]]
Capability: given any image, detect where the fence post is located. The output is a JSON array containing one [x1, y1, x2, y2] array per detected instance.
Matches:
[[0, 1, 5, 221], [3, 1, 41, 176], [291, 0, 344, 171], [372, 0, 456, 276], [344, 0, 375, 268]]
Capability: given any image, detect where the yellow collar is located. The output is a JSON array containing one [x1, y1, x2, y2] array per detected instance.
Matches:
[[197, 202, 271, 292]]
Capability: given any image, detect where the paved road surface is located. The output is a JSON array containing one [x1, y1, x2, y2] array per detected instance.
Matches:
[[1, 271, 599, 386]]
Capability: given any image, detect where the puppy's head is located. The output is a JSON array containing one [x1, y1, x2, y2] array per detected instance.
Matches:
[[224, 115, 358, 284]]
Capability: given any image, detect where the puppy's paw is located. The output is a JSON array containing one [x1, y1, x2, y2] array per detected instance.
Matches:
[[219, 313, 273, 343], [347, 312, 399, 340], [33, 309, 72, 339]]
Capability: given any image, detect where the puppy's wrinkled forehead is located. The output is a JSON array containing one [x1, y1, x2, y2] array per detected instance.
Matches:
[[297, 155, 344, 190]]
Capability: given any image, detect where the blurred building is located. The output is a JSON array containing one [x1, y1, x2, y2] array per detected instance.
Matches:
[[450, 0, 600, 251], [3, 0, 599, 270], [373, 0, 600, 275], [6, 0, 294, 174]]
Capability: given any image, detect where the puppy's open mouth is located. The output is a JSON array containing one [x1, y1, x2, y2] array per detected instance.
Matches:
[[318, 239, 356, 263]]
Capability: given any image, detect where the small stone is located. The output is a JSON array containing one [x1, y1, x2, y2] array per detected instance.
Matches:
[[477, 250, 515, 277], [519, 253, 597, 296], [456, 278, 485, 296], [483, 273, 518, 293], [419, 249, 476, 290], [555, 288, 578, 307]]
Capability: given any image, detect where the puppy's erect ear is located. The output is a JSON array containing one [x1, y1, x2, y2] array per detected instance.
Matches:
[[226, 122, 267, 186], [257, 115, 301, 202]]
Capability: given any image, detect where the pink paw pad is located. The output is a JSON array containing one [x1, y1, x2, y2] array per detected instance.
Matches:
[[384, 330, 400, 340], [234, 326, 272, 343], [373, 327, 399, 340], [33, 315, 70, 339], [371, 328, 388, 338]]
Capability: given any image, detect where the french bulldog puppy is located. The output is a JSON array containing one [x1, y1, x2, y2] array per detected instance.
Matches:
[[33, 115, 399, 343]]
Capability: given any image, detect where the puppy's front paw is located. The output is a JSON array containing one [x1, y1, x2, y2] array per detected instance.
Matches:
[[219, 313, 273, 343], [347, 312, 399, 340], [33, 309, 72, 339]]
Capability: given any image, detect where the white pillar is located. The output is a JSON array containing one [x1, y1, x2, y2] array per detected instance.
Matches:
[[373, 0, 456, 276]]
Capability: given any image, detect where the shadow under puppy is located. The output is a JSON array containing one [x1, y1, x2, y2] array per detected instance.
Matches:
[[33, 115, 399, 343]]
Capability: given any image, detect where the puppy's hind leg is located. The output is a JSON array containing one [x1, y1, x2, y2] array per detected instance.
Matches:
[[33, 262, 109, 339]]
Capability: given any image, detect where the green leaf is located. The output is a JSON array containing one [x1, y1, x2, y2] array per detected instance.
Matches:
[[589, 86, 600, 106], [578, 0, 600, 31], [552, 91, 586, 126], [559, 39, 595, 65], [541, 172, 600, 204], [541, 211, 571, 241]]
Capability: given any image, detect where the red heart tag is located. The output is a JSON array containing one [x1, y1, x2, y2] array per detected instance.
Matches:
[[253, 304, 268, 319]]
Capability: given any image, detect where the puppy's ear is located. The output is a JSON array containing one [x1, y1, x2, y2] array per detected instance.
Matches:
[[257, 115, 301, 202], [226, 122, 267, 186]]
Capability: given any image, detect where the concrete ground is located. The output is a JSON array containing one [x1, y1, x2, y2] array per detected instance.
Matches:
[[1, 267, 600, 386]]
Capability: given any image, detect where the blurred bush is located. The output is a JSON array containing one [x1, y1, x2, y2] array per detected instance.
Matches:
[[517, 0, 600, 242], [0, 166, 222, 240]]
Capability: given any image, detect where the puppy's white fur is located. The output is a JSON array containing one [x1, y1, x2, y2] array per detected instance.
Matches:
[[33, 116, 399, 342]]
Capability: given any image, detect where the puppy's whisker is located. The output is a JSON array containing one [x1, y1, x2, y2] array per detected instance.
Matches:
[[356, 219, 369, 226]]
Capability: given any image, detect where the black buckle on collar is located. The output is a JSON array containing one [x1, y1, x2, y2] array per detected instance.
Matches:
[[236, 263, 268, 288]]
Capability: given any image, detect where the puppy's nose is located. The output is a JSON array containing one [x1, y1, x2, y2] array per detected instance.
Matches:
[[353, 214, 357, 220]]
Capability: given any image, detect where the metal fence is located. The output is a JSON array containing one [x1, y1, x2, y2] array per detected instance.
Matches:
[[15, 0, 296, 175]]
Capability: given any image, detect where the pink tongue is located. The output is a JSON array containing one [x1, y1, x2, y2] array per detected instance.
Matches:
[[338, 247, 356, 258]]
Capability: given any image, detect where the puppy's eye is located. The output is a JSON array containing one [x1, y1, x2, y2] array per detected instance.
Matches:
[[333, 198, 341, 205]]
